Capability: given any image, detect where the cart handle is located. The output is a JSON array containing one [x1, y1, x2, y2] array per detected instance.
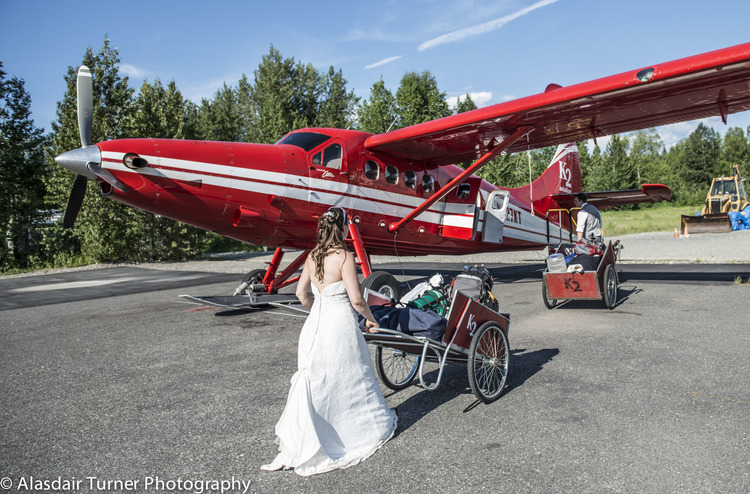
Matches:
[[417, 320, 462, 391]]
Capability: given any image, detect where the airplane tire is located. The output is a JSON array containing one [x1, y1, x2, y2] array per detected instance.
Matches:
[[361, 271, 400, 301]]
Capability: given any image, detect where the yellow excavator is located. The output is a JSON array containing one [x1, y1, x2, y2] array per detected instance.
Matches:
[[681, 164, 749, 234]]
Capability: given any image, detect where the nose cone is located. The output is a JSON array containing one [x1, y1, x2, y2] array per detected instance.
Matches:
[[55, 145, 101, 180]]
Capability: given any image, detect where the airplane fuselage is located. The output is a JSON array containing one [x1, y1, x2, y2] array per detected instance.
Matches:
[[92, 128, 574, 256]]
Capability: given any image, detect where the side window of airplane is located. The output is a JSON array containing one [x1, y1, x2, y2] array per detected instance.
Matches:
[[404, 170, 417, 189], [323, 143, 342, 169], [456, 183, 471, 199], [364, 160, 380, 180], [385, 165, 399, 185], [422, 174, 435, 194]]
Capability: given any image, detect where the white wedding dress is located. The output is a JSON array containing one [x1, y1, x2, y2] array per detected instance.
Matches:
[[261, 280, 397, 476]]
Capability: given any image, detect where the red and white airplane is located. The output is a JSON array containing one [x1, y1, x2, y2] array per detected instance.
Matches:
[[55, 43, 750, 297]]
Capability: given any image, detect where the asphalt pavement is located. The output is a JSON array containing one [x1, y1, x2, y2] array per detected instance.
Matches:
[[1, 257, 748, 493]]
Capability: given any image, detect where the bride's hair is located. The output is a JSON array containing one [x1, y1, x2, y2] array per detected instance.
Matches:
[[311, 207, 348, 281]]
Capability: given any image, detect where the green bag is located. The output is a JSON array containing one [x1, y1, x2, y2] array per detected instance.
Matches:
[[407, 289, 449, 316]]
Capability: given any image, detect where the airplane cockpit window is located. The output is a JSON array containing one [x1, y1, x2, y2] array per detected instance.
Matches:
[[277, 132, 330, 151], [385, 165, 399, 184], [404, 170, 416, 189], [323, 144, 342, 169], [364, 160, 379, 180], [422, 174, 435, 194], [457, 183, 471, 199]]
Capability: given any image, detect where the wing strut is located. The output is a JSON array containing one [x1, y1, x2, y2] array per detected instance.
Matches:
[[388, 125, 535, 233]]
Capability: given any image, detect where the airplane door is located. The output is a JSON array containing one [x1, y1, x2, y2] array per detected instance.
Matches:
[[307, 141, 350, 204], [482, 190, 510, 244]]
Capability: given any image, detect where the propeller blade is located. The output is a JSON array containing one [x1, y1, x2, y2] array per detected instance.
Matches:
[[88, 163, 129, 192], [77, 66, 93, 148], [62, 174, 88, 229]]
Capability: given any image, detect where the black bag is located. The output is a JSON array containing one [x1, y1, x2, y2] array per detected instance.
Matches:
[[569, 254, 600, 271], [450, 265, 498, 312]]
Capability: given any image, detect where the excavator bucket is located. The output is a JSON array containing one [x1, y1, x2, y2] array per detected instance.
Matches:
[[681, 213, 732, 234]]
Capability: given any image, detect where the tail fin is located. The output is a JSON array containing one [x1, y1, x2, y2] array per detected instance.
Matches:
[[545, 142, 582, 195], [507, 143, 581, 208]]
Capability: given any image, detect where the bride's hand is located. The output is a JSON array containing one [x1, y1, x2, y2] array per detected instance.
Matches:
[[365, 319, 379, 333]]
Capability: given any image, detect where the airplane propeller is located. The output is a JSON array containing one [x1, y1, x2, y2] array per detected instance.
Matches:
[[76, 66, 94, 148], [55, 66, 127, 228], [62, 174, 88, 229]]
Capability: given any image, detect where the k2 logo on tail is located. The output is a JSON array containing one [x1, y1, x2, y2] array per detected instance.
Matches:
[[559, 162, 572, 192]]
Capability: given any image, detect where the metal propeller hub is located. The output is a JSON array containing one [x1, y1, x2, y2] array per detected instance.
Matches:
[[54, 145, 101, 180]]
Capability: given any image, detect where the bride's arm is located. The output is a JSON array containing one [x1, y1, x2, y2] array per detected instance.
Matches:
[[342, 252, 379, 332], [295, 257, 314, 310]]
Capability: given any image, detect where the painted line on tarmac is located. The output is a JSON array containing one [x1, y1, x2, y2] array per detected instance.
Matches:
[[8, 273, 211, 293]]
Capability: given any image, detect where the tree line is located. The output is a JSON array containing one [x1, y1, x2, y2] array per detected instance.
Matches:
[[2, 37, 749, 273]]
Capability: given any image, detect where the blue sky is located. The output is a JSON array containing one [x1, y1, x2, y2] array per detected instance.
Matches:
[[2, 0, 749, 149]]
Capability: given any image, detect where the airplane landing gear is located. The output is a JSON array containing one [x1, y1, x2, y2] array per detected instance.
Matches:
[[233, 248, 310, 296], [361, 271, 401, 301]]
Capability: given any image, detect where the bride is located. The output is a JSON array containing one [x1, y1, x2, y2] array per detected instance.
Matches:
[[261, 206, 397, 476]]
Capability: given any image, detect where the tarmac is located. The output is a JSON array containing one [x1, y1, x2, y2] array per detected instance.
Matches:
[[138, 229, 750, 275], [1, 230, 749, 493], [5, 230, 748, 281]]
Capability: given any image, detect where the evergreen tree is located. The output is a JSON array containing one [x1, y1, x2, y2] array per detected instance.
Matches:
[[394, 71, 451, 129], [721, 126, 749, 176], [477, 153, 531, 188], [47, 36, 136, 265], [236, 74, 256, 142], [630, 129, 664, 185], [605, 134, 634, 190], [199, 82, 245, 142], [529, 147, 555, 181], [585, 144, 606, 191], [356, 76, 397, 134], [454, 93, 477, 114], [249, 45, 320, 143], [317, 66, 359, 129], [577, 141, 592, 188], [676, 123, 721, 193], [130, 78, 212, 260], [0, 65, 48, 271]]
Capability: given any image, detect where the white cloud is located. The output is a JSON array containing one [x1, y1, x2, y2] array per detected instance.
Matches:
[[418, 0, 560, 51], [364, 56, 403, 70], [119, 63, 148, 78], [447, 91, 494, 109]]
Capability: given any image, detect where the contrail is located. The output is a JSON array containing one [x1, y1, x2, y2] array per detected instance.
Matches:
[[418, 0, 560, 51], [365, 55, 403, 70]]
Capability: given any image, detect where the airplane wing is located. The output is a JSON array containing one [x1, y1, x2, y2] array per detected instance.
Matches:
[[552, 184, 673, 210], [364, 43, 750, 166]]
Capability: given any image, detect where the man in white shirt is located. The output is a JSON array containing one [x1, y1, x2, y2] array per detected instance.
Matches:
[[573, 193, 603, 245]]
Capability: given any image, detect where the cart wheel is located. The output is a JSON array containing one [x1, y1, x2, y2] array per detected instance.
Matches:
[[375, 346, 419, 390], [361, 271, 400, 300], [468, 321, 510, 403], [542, 277, 557, 309], [603, 265, 618, 310]]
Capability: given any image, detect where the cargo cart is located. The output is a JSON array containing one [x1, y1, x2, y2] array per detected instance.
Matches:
[[542, 241, 620, 310], [363, 291, 510, 403]]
